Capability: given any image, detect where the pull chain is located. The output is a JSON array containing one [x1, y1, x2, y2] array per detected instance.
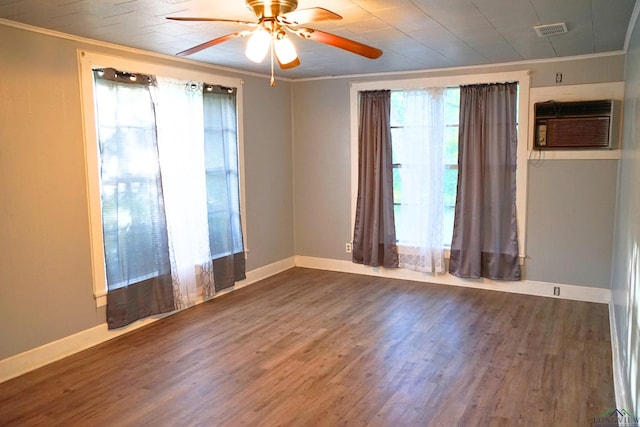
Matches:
[[270, 37, 276, 87]]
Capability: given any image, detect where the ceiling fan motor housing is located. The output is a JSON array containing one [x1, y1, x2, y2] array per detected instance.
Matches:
[[246, 0, 298, 18], [170, 1, 382, 67]]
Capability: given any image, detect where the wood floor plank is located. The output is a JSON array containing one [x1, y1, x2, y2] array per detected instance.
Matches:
[[0, 268, 616, 426]]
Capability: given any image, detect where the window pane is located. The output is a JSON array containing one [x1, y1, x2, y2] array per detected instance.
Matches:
[[392, 167, 402, 203], [390, 91, 405, 126], [94, 77, 170, 289], [208, 211, 233, 259], [206, 171, 230, 213], [445, 87, 460, 125], [391, 127, 403, 164], [101, 180, 163, 284], [443, 126, 459, 165], [203, 91, 244, 258], [204, 129, 226, 170], [393, 204, 403, 243], [444, 167, 458, 207], [443, 206, 455, 247]]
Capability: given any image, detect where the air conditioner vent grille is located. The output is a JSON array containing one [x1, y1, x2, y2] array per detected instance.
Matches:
[[533, 99, 620, 150], [535, 100, 613, 118]]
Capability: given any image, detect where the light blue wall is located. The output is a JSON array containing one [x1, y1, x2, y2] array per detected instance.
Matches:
[[292, 55, 624, 288], [0, 24, 294, 361], [611, 9, 640, 414], [526, 160, 617, 288]]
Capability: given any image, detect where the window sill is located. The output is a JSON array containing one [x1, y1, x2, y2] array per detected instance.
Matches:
[[95, 293, 107, 308], [529, 149, 621, 160]]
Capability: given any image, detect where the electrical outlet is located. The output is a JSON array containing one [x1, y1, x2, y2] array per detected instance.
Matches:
[[345, 242, 352, 253], [554, 286, 560, 296]]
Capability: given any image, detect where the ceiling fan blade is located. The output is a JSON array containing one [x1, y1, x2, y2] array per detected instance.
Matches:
[[167, 17, 258, 26], [294, 28, 383, 59], [176, 31, 250, 57], [279, 8, 342, 26], [277, 56, 301, 69]]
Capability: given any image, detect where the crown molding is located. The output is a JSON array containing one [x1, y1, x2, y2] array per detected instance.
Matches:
[[0, 18, 292, 83]]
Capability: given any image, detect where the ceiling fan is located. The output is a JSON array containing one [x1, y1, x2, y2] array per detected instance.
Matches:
[[167, 0, 383, 85]]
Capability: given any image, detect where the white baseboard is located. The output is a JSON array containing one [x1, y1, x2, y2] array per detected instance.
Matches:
[[0, 256, 296, 384], [608, 301, 630, 412], [294, 256, 612, 304], [1, 254, 610, 384], [0, 319, 159, 385], [238, 256, 296, 290]]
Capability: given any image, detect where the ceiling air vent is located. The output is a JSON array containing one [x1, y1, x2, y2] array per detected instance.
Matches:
[[533, 23, 568, 37]]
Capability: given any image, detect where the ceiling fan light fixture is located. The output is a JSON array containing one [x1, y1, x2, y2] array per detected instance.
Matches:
[[274, 34, 297, 65], [169, 1, 382, 86], [245, 28, 271, 62]]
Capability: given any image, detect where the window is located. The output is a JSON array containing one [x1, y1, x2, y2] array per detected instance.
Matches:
[[350, 71, 530, 262], [443, 88, 460, 245], [203, 87, 244, 260], [390, 86, 518, 247], [390, 87, 460, 247], [93, 70, 170, 290], [79, 51, 246, 307]]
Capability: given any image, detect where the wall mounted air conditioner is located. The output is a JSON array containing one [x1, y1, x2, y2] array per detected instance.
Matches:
[[534, 99, 621, 150]]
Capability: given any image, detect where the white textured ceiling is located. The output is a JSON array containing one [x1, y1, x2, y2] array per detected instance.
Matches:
[[0, 0, 636, 78]]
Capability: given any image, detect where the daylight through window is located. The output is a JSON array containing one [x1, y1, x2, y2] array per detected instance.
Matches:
[[88, 63, 245, 311]]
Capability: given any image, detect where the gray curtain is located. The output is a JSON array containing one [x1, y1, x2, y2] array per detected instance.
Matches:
[[202, 85, 246, 293], [94, 69, 175, 329], [352, 90, 399, 268], [449, 83, 521, 280]]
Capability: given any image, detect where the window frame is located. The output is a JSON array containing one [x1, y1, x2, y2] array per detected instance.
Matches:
[[349, 70, 530, 262], [78, 50, 247, 307]]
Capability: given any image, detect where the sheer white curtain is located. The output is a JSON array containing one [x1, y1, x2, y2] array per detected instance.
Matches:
[[154, 78, 213, 308], [396, 88, 445, 273]]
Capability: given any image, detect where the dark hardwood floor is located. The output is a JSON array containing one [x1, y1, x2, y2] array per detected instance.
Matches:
[[0, 268, 615, 426]]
